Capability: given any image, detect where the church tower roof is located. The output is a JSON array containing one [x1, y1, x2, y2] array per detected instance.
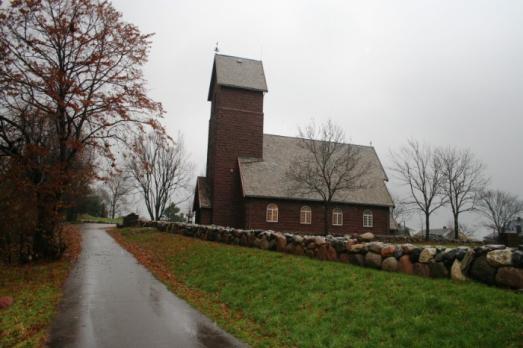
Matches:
[[208, 54, 268, 101]]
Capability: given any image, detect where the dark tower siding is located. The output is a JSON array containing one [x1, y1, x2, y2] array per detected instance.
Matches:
[[206, 84, 264, 228]]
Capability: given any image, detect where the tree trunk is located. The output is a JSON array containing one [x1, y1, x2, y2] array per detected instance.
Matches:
[[323, 202, 329, 236], [31, 196, 64, 262], [498, 225, 505, 242], [425, 213, 430, 241], [18, 229, 26, 263], [454, 213, 459, 239], [145, 199, 154, 221], [28, 170, 66, 263], [111, 200, 116, 219], [147, 209, 154, 221]]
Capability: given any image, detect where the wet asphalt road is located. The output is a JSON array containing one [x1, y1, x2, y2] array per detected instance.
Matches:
[[48, 224, 248, 348]]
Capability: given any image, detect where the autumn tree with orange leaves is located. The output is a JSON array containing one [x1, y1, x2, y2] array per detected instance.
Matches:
[[0, 0, 164, 262]]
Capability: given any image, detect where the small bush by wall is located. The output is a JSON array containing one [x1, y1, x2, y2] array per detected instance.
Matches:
[[135, 221, 523, 291]]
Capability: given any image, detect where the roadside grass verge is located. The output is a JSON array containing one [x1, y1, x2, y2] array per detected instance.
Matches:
[[0, 226, 81, 348], [78, 214, 122, 225], [110, 227, 523, 348]]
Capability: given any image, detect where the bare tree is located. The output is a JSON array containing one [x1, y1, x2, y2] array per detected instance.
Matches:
[[477, 189, 523, 239], [127, 133, 192, 221], [436, 147, 487, 239], [391, 194, 412, 223], [444, 219, 476, 240], [286, 120, 370, 235], [391, 140, 446, 240], [391, 194, 412, 234], [103, 173, 133, 219]]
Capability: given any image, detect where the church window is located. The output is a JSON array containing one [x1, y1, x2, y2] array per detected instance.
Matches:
[[266, 203, 279, 222], [300, 206, 312, 224], [332, 208, 343, 226], [363, 210, 373, 228]]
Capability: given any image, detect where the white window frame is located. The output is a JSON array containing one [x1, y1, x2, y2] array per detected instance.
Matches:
[[266, 203, 279, 223], [332, 208, 343, 226], [363, 210, 373, 228], [300, 206, 312, 224]]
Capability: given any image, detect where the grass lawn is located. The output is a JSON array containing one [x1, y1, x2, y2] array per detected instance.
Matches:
[[0, 226, 81, 348], [78, 214, 122, 225], [110, 228, 523, 348]]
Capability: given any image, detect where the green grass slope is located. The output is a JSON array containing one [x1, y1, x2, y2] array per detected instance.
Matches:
[[114, 228, 523, 348]]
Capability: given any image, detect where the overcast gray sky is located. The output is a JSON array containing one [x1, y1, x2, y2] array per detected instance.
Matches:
[[112, 0, 523, 235]]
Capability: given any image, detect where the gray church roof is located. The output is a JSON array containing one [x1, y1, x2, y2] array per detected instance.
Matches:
[[208, 54, 268, 100], [238, 134, 394, 207]]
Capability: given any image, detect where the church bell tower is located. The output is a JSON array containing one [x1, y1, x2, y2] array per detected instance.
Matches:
[[205, 54, 268, 227]]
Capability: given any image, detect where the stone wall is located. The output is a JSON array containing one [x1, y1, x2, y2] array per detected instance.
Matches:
[[136, 221, 523, 290]]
